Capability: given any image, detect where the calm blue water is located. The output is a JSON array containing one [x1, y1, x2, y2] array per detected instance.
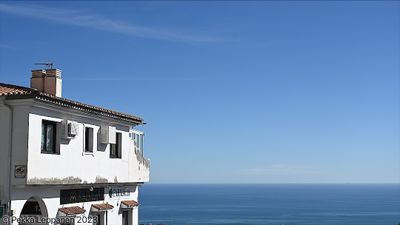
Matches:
[[139, 184, 400, 225]]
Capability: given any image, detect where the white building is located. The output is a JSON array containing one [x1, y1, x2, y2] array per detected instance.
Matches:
[[0, 68, 150, 225]]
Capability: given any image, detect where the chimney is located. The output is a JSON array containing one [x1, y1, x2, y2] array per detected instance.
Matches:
[[31, 68, 62, 97]]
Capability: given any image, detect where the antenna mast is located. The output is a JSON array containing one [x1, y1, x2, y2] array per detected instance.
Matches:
[[35, 62, 54, 69]]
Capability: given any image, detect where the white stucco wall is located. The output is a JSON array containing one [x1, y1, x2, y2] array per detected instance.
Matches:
[[1, 97, 149, 225], [1, 98, 33, 200], [25, 102, 149, 185], [10, 185, 140, 225], [0, 98, 12, 203]]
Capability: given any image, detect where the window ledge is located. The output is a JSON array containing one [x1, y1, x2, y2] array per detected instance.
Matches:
[[83, 152, 94, 156], [40, 151, 60, 155]]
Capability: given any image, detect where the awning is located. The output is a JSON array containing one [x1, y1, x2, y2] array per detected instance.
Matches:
[[120, 200, 139, 208], [58, 206, 86, 216], [91, 203, 114, 212]]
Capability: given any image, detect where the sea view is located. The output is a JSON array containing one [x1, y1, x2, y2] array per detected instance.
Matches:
[[139, 184, 400, 225], [1, 2, 399, 225]]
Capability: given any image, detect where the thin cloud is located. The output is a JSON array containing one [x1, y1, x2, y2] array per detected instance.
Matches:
[[0, 3, 226, 43]]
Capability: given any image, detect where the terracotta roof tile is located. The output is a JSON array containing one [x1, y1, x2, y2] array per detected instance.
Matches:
[[92, 203, 114, 210], [58, 206, 86, 215], [0, 83, 143, 124], [121, 200, 139, 207], [0, 83, 33, 96]]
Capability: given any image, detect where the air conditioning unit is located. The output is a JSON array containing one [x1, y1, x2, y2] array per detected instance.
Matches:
[[68, 122, 79, 137], [62, 120, 79, 138], [100, 125, 116, 144]]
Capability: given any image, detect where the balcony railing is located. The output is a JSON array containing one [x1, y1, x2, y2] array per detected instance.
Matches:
[[135, 148, 150, 169]]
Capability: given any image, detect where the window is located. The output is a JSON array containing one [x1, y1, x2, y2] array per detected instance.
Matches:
[[41, 120, 57, 154], [60, 218, 74, 225], [140, 134, 144, 153], [132, 132, 144, 154], [84, 127, 94, 152], [110, 132, 122, 158], [122, 211, 130, 225], [135, 134, 139, 149], [93, 213, 103, 225]]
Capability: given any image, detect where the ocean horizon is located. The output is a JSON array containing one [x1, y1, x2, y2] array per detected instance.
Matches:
[[139, 184, 400, 225]]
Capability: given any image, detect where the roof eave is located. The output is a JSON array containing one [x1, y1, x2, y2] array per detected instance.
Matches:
[[3, 92, 144, 125]]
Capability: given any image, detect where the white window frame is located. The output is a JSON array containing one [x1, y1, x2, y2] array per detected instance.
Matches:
[[83, 124, 96, 155], [40, 118, 62, 155]]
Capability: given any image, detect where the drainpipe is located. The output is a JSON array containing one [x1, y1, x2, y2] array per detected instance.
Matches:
[[3, 99, 14, 217]]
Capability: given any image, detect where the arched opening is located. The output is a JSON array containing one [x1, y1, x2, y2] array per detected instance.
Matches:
[[19, 196, 48, 225]]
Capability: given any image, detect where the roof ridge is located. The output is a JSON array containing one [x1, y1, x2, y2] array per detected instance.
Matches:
[[0, 82, 38, 93]]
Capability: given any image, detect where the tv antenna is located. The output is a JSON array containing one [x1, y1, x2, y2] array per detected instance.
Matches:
[[35, 62, 54, 69]]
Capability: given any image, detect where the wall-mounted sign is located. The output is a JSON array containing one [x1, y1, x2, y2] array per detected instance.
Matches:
[[15, 165, 27, 178], [108, 188, 130, 198], [60, 188, 104, 204]]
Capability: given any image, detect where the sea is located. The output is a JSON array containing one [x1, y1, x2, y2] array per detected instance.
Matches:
[[138, 184, 400, 225]]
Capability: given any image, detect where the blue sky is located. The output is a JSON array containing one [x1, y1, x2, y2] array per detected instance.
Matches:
[[0, 1, 399, 183]]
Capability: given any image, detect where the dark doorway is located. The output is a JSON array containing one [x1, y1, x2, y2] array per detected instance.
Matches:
[[19, 197, 48, 225]]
